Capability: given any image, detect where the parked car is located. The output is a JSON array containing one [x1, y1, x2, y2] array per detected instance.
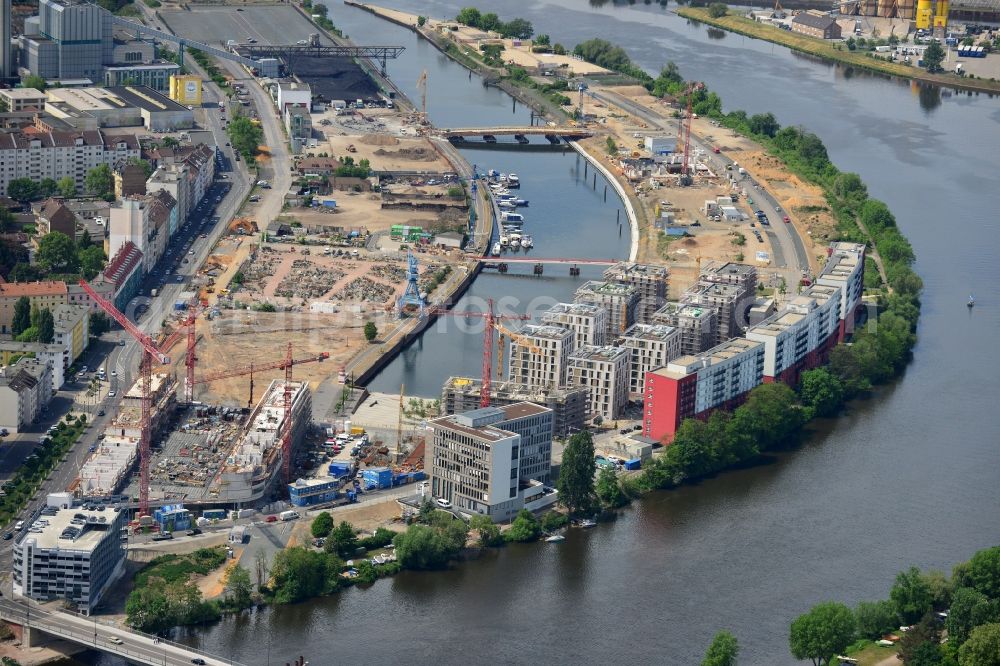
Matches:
[[186, 528, 202, 536], [435, 498, 452, 509], [265, 515, 278, 523]]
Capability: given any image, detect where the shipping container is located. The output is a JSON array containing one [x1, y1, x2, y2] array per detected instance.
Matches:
[[361, 467, 393, 490], [624, 458, 642, 471], [203, 509, 227, 520]]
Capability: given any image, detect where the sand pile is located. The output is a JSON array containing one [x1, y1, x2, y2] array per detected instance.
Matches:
[[360, 134, 400, 146]]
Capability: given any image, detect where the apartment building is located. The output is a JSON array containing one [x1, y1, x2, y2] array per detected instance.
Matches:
[[746, 284, 842, 384], [567, 345, 631, 422], [13, 505, 128, 614], [539, 302, 608, 348], [102, 241, 144, 312], [0, 129, 139, 198], [642, 338, 764, 443], [603, 262, 669, 324], [429, 403, 555, 521], [52, 304, 89, 366], [65, 276, 115, 317], [441, 376, 588, 438], [108, 191, 175, 273], [146, 144, 214, 227], [0, 356, 53, 432], [815, 242, 866, 341], [507, 324, 575, 390], [652, 301, 718, 355], [574, 280, 640, 342], [0, 281, 68, 334], [0, 341, 67, 391], [619, 323, 681, 397]]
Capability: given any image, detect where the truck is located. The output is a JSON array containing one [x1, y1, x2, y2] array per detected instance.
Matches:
[[279, 510, 300, 521]]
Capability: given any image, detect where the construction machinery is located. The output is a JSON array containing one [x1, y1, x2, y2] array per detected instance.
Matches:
[[426, 298, 530, 407], [495, 324, 542, 380], [79, 280, 172, 518], [677, 81, 705, 186], [192, 349, 329, 408]]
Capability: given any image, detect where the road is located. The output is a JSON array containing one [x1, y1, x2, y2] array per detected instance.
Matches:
[[590, 88, 811, 275], [0, 598, 237, 666]]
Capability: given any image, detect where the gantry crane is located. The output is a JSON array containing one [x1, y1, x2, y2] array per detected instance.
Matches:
[[427, 298, 530, 407], [79, 280, 171, 517], [192, 344, 328, 483]]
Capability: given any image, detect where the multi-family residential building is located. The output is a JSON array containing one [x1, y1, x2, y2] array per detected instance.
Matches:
[[146, 144, 214, 226], [652, 301, 718, 355], [745, 284, 842, 384], [508, 324, 575, 390], [108, 191, 175, 273], [642, 338, 765, 443], [0, 356, 53, 432], [0, 341, 67, 391], [539, 302, 608, 349], [429, 403, 556, 522], [619, 323, 681, 397], [35, 197, 76, 238], [567, 345, 631, 421], [815, 242, 866, 341], [603, 262, 669, 324], [574, 280, 640, 342], [0, 280, 68, 334], [0, 129, 140, 198], [0, 88, 47, 112], [102, 241, 144, 312], [686, 261, 758, 344], [52, 304, 89, 366], [441, 376, 588, 438], [13, 505, 128, 614], [65, 276, 115, 316]]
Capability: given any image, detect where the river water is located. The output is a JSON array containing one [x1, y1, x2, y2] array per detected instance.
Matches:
[[87, 2, 1000, 664]]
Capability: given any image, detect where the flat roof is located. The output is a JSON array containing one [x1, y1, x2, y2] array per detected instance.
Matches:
[[106, 85, 189, 113], [18, 506, 122, 552], [622, 323, 677, 342], [659, 338, 763, 378], [1, 88, 46, 99], [577, 280, 636, 296], [542, 302, 604, 317], [570, 345, 629, 362], [520, 324, 573, 340], [496, 401, 551, 420], [429, 414, 515, 443]]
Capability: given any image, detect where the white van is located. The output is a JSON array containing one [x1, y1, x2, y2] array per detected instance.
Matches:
[[279, 510, 300, 521]]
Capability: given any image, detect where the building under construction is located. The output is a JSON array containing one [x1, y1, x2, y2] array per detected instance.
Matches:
[[441, 376, 588, 438], [81, 378, 312, 508]]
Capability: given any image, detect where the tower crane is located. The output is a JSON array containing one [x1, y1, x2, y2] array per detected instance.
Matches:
[[416, 69, 428, 119], [427, 299, 530, 407], [677, 81, 704, 185], [496, 323, 542, 380], [78, 280, 172, 518], [157, 307, 202, 404], [192, 350, 330, 409]]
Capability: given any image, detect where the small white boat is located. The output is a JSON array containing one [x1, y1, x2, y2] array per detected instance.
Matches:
[[545, 534, 565, 543], [509, 233, 522, 249], [500, 211, 524, 222], [497, 192, 516, 200], [491, 242, 501, 256], [521, 234, 533, 249], [514, 198, 529, 207], [499, 233, 509, 247], [579, 519, 597, 528], [498, 200, 517, 210], [507, 173, 520, 188]]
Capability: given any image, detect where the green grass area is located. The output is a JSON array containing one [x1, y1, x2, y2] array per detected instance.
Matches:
[[845, 639, 899, 665], [678, 7, 1000, 94], [134, 548, 229, 588], [656, 232, 683, 260], [0, 416, 89, 527]]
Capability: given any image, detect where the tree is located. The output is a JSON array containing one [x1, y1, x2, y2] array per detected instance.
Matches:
[[364, 321, 378, 342], [21, 75, 46, 91], [57, 176, 77, 199], [553, 43, 567, 55], [312, 2, 328, 16], [557, 431, 597, 516], [11, 297, 31, 337], [479, 12, 501, 32], [898, 613, 941, 663], [535, 33, 550, 46], [85, 164, 114, 198], [469, 515, 503, 547], [455, 7, 482, 27], [702, 631, 739, 666], [845, 36, 857, 51], [37, 231, 79, 273], [854, 599, 899, 640], [708, 2, 729, 18], [127, 157, 154, 180], [417, 15, 426, 27], [253, 551, 270, 591], [596, 467, 628, 508], [748, 112, 780, 138], [311, 512, 333, 538], [947, 587, 998, 646], [501, 18, 534, 39], [38, 178, 57, 198], [799, 368, 845, 418], [892, 566, 935, 624], [90, 311, 111, 336], [324, 520, 358, 557], [739, 382, 806, 451], [269, 546, 342, 603], [505, 509, 541, 543], [789, 602, 855, 666], [964, 545, 1000, 599], [959, 622, 1000, 666], [9, 263, 43, 283], [393, 521, 467, 569], [923, 40, 945, 73], [162, 137, 180, 148], [7, 178, 40, 203], [227, 117, 264, 158], [37, 308, 54, 344], [0, 206, 13, 234], [78, 245, 106, 280], [223, 564, 254, 610]]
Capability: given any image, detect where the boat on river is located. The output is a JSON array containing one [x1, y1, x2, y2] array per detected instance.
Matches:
[[545, 534, 565, 543], [968, 294, 975, 308], [521, 234, 533, 249], [507, 173, 520, 188], [578, 519, 597, 528], [491, 242, 501, 256], [501, 211, 524, 223]]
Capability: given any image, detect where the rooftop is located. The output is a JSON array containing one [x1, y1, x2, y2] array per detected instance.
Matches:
[[603, 262, 668, 279], [17, 505, 122, 552], [621, 323, 678, 342], [659, 338, 763, 378], [430, 413, 515, 443], [657, 301, 715, 319], [570, 345, 630, 363], [0, 281, 68, 298], [106, 85, 189, 113], [1, 88, 46, 100], [495, 401, 551, 420], [576, 280, 637, 297], [520, 324, 573, 341], [701, 261, 757, 278], [542, 302, 604, 318]]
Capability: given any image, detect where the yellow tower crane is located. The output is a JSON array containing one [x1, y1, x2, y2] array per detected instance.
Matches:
[[496, 323, 542, 380]]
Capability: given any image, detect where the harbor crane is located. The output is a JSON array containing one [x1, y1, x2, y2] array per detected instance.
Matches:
[[79, 280, 172, 518], [426, 299, 531, 407]]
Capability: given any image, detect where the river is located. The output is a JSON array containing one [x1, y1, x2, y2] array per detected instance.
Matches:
[[87, 2, 1000, 664]]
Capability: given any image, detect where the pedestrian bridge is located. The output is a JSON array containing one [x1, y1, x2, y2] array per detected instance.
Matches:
[[440, 126, 594, 139], [0, 599, 240, 666]]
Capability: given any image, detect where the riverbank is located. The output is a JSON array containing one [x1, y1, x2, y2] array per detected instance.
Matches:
[[677, 7, 1000, 96]]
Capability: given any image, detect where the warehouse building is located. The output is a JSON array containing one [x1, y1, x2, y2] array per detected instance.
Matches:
[[791, 12, 842, 39], [107, 85, 193, 130]]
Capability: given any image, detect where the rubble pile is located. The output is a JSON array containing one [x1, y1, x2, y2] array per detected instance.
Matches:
[[275, 259, 345, 300], [332, 276, 395, 303]]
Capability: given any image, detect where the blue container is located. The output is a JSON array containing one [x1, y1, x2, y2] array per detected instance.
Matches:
[[203, 509, 227, 520], [362, 466, 392, 490], [328, 461, 352, 477], [412, 471, 426, 482], [624, 458, 642, 471]]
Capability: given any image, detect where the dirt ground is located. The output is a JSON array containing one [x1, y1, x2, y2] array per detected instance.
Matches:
[[321, 133, 452, 173], [279, 190, 444, 235]]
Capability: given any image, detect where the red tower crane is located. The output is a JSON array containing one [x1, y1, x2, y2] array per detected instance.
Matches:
[[78, 280, 171, 517], [427, 298, 530, 408], [157, 308, 201, 403], [678, 81, 705, 181], [192, 345, 328, 483]]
